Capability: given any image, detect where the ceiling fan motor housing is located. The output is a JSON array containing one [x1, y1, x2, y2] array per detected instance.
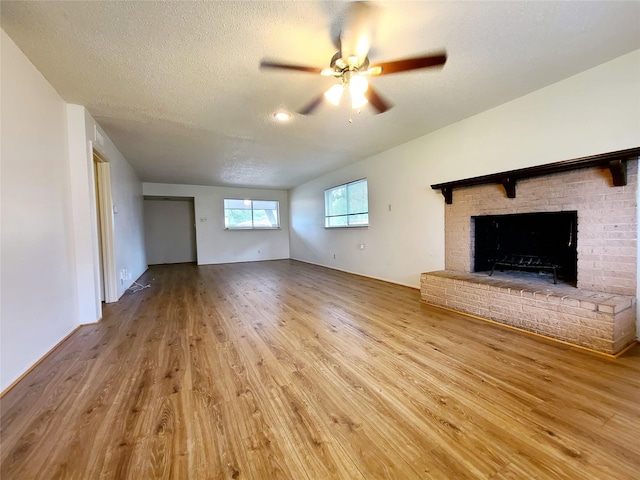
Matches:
[[330, 51, 370, 73]]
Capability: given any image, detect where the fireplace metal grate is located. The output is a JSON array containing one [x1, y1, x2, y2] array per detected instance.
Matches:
[[489, 254, 559, 284]]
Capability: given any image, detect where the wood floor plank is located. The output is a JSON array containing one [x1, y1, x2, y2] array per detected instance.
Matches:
[[1, 260, 639, 479]]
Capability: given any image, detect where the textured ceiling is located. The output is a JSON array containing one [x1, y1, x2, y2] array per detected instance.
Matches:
[[2, 1, 639, 189]]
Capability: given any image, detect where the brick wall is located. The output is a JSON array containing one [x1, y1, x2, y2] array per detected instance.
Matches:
[[420, 271, 636, 354], [444, 161, 638, 296]]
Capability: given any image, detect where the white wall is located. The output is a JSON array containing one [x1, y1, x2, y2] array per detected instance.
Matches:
[[145, 199, 196, 264], [290, 50, 640, 290], [67, 105, 102, 320], [1, 30, 78, 391], [1, 29, 146, 391], [143, 183, 289, 264]]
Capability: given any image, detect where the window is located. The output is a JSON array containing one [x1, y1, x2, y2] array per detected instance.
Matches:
[[224, 199, 280, 229], [324, 178, 369, 228]]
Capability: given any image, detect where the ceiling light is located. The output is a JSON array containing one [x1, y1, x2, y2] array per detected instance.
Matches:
[[274, 111, 292, 122], [350, 75, 368, 97], [325, 84, 344, 106], [355, 36, 371, 61], [325, 76, 369, 111], [350, 75, 368, 109], [351, 92, 368, 109]]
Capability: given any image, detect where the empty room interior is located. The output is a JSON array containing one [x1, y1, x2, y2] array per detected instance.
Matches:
[[2, 1, 640, 478]]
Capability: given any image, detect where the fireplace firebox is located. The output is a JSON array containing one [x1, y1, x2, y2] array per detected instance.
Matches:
[[473, 211, 578, 283]]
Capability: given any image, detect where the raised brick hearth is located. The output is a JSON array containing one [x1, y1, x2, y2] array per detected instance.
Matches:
[[421, 158, 638, 354], [421, 271, 635, 354]]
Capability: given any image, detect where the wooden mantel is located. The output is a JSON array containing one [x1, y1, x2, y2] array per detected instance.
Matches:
[[431, 147, 640, 204]]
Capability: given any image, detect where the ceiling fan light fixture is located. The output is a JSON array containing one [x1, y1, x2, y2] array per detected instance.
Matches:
[[350, 75, 368, 96], [325, 84, 344, 106], [366, 66, 382, 76], [274, 110, 292, 121], [351, 93, 368, 109], [356, 36, 371, 61]]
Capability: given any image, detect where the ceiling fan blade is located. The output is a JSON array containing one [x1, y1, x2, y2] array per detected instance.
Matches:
[[298, 93, 326, 115], [370, 52, 447, 76], [340, 2, 378, 65], [365, 85, 392, 114], [260, 60, 323, 74]]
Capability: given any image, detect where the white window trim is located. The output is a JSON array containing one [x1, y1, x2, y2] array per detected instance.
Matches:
[[224, 198, 281, 230], [324, 178, 369, 229]]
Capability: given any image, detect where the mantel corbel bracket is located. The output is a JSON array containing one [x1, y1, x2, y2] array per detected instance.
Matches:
[[441, 187, 453, 204], [609, 159, 627, 187], [502, 177, 517, 199]]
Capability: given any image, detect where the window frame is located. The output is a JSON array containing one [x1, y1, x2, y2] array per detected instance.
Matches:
[[324, 178, 369, 229], [223, 198, 281, 230]]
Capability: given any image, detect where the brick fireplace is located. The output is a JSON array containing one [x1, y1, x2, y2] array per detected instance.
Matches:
[[421, 155, 638, 354]]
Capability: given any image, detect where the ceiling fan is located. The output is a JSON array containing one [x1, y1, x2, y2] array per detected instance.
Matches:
[[260, 2, 447, 117]]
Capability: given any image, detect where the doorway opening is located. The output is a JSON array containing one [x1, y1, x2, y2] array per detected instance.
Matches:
[[144, 196, 197, 265]]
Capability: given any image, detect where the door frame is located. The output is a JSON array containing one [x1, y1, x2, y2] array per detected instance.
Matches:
[[93, 149, 118, 303]]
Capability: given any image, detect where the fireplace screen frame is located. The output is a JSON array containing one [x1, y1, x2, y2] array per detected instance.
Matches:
[[472, 211, 578, 283]]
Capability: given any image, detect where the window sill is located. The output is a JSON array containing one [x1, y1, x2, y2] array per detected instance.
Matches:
[[324, 225, 369, 229], [224, 227, 281, 231]]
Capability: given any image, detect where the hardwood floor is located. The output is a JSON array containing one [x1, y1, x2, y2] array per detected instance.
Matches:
[[1, 260, 639, 479]]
